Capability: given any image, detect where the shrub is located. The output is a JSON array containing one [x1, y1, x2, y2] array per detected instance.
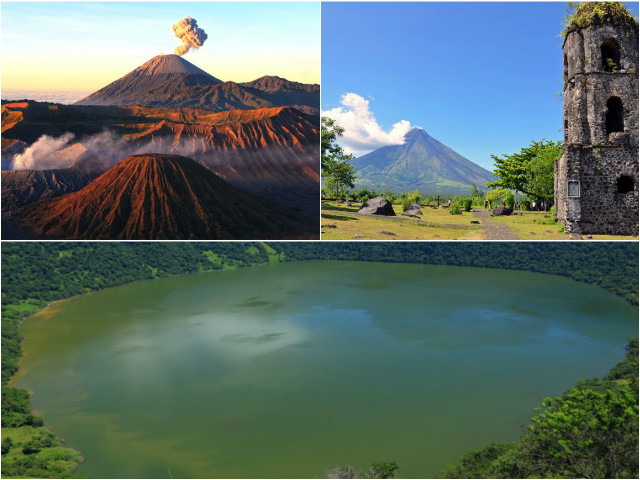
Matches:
[[503, 191, 515, 208], [407, 190, 421, 204], [325, 462, 399, 479], [462, 198, 473, 212], [1, 436, 13, 455]]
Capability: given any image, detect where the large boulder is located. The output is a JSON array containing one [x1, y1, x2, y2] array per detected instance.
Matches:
[[358, 196, 396, 216], [401, 204, 423, 217], [492, 206, 513, 216]]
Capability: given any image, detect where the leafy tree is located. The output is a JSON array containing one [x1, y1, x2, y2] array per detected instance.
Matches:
[[354, 187, 377, 203], [502, 191, 515, 208], [325, 462, 399, 479], [325, 465, 360, 479], [527, 142, 561, 205], [321, 117, 357, 200], [407, 190, 421, 204], [439, 443, 511, 478], [368, 462, 400, 478], [488, 139, 562, 204], [470, 183, 484, 199], [485, 188, 514, 208], [520, 386, 638, 478], [378, 189, 397, 203]]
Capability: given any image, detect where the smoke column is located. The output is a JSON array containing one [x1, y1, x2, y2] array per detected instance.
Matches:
[[12, 133, 76, 170], [172, 17, 208, 56]]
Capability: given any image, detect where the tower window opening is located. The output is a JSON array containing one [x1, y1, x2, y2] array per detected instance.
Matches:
[[617, 175, 634, 194], [601, 38, 621, 72], [563, 54, 568, 80], [605, 97, 624, 135]]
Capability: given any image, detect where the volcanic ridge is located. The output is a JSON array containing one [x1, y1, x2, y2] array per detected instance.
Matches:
[[1, 101, 319, 212], [9, 154, 315, 240], [75, 54, 319, 115]]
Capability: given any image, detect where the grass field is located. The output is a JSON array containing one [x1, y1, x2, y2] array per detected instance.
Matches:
[[321, 201, 639, 241], [321, 202, 483, 240]]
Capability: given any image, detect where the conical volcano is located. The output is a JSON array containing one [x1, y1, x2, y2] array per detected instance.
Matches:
[[74, 55, 320, 114], [133, 54, 216, 77], [75, 54, 223, 106], [353, 128, 494, 194], [9, 154, 313, 240]]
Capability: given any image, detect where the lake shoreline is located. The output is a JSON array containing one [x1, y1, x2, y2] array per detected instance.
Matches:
[[12, 261, 638, 478]]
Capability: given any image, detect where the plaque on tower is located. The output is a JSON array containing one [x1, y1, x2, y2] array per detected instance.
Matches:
[[567, 181, 580, 198]]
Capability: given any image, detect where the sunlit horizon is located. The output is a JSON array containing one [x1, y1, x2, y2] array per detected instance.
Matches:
[[1, 2, 320, 92]]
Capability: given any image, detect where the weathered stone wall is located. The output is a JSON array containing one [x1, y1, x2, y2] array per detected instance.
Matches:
[[563, 74, 638, 146], [557, 21, 639, 235], [564, 25, 638, 79], [557, 146, 638, 235]]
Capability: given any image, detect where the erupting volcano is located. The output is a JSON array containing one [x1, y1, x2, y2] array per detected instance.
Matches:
[[75, 55, 222, 107], [3, 30, 320, 240], [75, 55, 319, 114]]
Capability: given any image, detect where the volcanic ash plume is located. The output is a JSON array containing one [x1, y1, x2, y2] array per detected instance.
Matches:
[[172, 17, 208, 56], [12, 133, 76, 170]]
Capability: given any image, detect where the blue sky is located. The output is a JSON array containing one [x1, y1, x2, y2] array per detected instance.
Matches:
[[322, 2, 639, 170], [2, 2, 320, 92]]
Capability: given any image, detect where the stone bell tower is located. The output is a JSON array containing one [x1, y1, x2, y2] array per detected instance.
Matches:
[[555, 2, 639, 236]]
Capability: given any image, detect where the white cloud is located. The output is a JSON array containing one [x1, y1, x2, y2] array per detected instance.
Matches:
[[321, 92, 414, 156]]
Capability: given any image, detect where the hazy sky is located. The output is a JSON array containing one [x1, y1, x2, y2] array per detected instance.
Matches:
[[322, 2, 639, 170], [1, 2, 320, 92]]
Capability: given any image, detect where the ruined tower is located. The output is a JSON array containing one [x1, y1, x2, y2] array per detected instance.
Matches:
[[555, 3, 639, 235]]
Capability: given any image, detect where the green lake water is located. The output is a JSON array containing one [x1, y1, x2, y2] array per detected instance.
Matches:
[[14, 261, 638, 478]]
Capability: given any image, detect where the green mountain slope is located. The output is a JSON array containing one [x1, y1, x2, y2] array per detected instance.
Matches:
[[353, 128, 494, 193]]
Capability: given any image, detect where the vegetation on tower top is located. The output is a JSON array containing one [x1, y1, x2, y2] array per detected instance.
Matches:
[[562, 1, 638, 37]]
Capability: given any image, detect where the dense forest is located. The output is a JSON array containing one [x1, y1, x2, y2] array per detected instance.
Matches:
[[1, 242, 638, 478], [2, 242, 638, 308]]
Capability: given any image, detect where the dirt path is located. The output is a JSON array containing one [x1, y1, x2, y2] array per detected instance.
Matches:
[[472, 209, 520, 240]]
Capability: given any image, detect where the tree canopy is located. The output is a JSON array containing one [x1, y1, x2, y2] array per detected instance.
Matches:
[[487, 139, 562, 204], [321, 117, 356, 200]]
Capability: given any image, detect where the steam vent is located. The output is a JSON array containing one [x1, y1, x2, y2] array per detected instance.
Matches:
[[555, 2, 639, 235]]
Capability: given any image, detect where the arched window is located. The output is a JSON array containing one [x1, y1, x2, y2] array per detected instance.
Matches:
[[617, 175, 634, 194], [563, 54, 568, 80], [605, 97, 624, 135], [601, 38, 621, 72]]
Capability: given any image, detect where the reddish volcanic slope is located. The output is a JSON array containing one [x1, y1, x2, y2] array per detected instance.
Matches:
[[125, 106, 320, 208], [10, 154, 315, 240], [2, 101, 319, 211]]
